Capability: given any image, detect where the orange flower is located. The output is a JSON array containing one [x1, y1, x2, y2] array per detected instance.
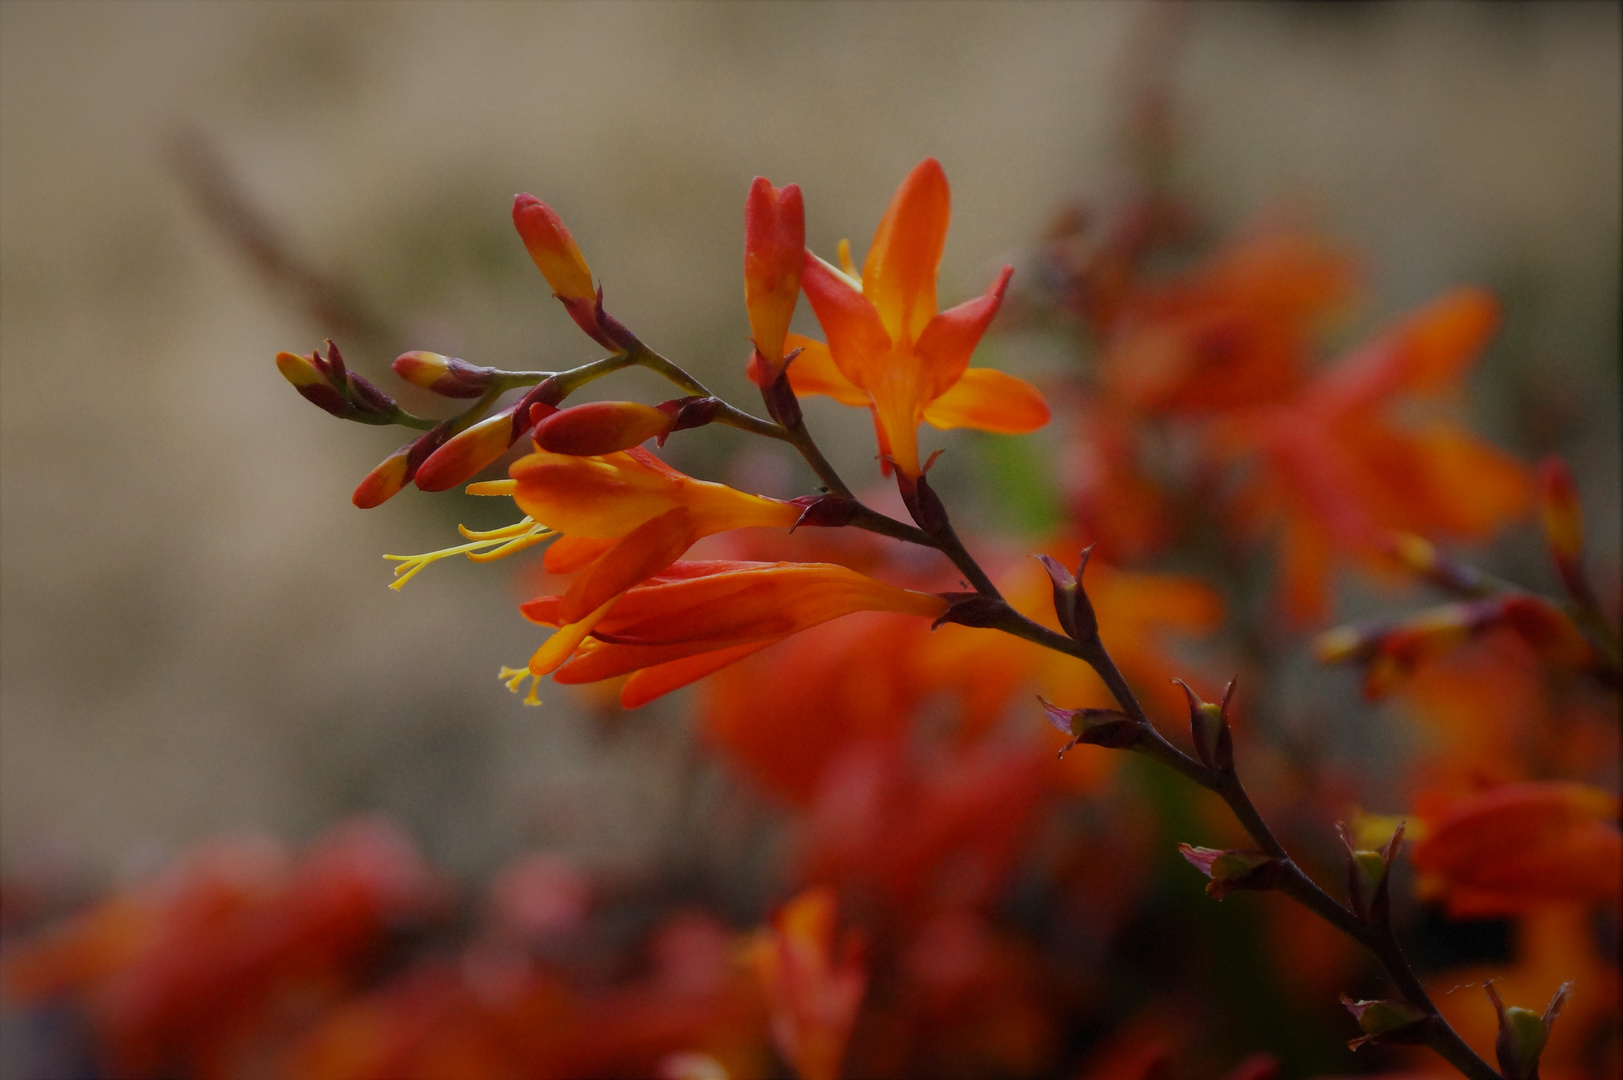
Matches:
[[521, 559, 949, 708], [1101, 228, 1357, 414], [746, 887, 867, 1080], [1215, 288, 1531, 623], [796, 158, 1048, 480], [1409, 782, 1622, 917], [477, 448, 803, 696]]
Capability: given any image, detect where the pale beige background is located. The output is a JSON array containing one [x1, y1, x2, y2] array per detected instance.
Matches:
[[2, 2, 1618, 878]]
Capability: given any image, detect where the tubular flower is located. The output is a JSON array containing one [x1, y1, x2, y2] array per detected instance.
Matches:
[[518, 560, 950, 708], [489, 448, 805, 700], [796, 158, 1048, 481]]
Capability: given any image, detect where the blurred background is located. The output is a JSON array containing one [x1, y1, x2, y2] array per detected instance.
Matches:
[[1, 3, 1618, 1077]]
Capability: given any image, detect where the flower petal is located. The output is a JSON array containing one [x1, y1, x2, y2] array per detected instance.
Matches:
[[921, 367, 1049, 434], [862, 158, 950, 343], [558, 507, 696, 623], [620, 640, 783, 707], [543, 534, 618, 574], [914, 265, 1013, 401], [800, 252, 892, 392], [783, 334, 869, 407]]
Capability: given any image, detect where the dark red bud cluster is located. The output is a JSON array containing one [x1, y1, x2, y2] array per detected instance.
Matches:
[[276, 340, 398, 425]]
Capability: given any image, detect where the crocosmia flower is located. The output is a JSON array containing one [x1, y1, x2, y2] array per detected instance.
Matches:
[[482, 449, 805, 696], [521, 560, 949, 707], [795, 158, 1049, 481]]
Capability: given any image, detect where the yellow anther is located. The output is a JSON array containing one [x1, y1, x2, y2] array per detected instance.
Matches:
[[383, 518, 552, 590], [466, 479, 518, 497], [498, 664, 542, 706]]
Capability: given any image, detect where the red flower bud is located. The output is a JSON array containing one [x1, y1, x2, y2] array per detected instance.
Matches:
[[744, 177, 804, 381], [391, 352, 495, 398], [533, 401, 676, 456]]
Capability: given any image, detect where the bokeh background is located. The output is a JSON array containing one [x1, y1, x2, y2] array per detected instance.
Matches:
[[1, 0, 1618, 1028]]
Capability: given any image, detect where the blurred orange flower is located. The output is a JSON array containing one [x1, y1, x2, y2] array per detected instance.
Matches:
[[1409, 782, 1622, 917], [747, 887, 867, 1080], [1214, 289, 1531, 622]]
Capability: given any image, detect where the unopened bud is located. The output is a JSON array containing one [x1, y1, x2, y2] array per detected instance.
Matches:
[[1038, 697, 1138, 757], [512, 194, 635, 352], [352, 422, 453, 509], [1178, 845, 1284, 900], [392, 351, 495, 399], [415, 410, 519, 492], [534, 401, 675, 456], [512, 194, 595, 303], [744, 177, 805, 377], [1486, 981, 1570, 1080], [276, 341, 397, 424], [276, 350, 350, 417], [1174, 678, 1234, 772], [1340, 995, 1431, 1049]]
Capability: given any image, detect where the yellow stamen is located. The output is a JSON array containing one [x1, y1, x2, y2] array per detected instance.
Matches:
[[466, 479, 518, 497], [498, 664, 542, 706], [383, 517, 552, 590], [837, 238, 860, 282]]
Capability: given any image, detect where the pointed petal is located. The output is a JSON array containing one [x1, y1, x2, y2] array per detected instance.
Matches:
[[620, 639, 783, 707], [914, 265, 1013, 399], [558, 507, 696, 623], [783, 334, 869, 407], [800, 252, 892, 391], [862, 158, 949, 342], [922, 367, 1049, 433], [1308, 289, 1500, 416]]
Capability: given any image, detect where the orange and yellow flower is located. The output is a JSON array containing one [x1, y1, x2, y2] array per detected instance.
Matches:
[[521, 559, 949, 708], [794, 158, 1049, 481]]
